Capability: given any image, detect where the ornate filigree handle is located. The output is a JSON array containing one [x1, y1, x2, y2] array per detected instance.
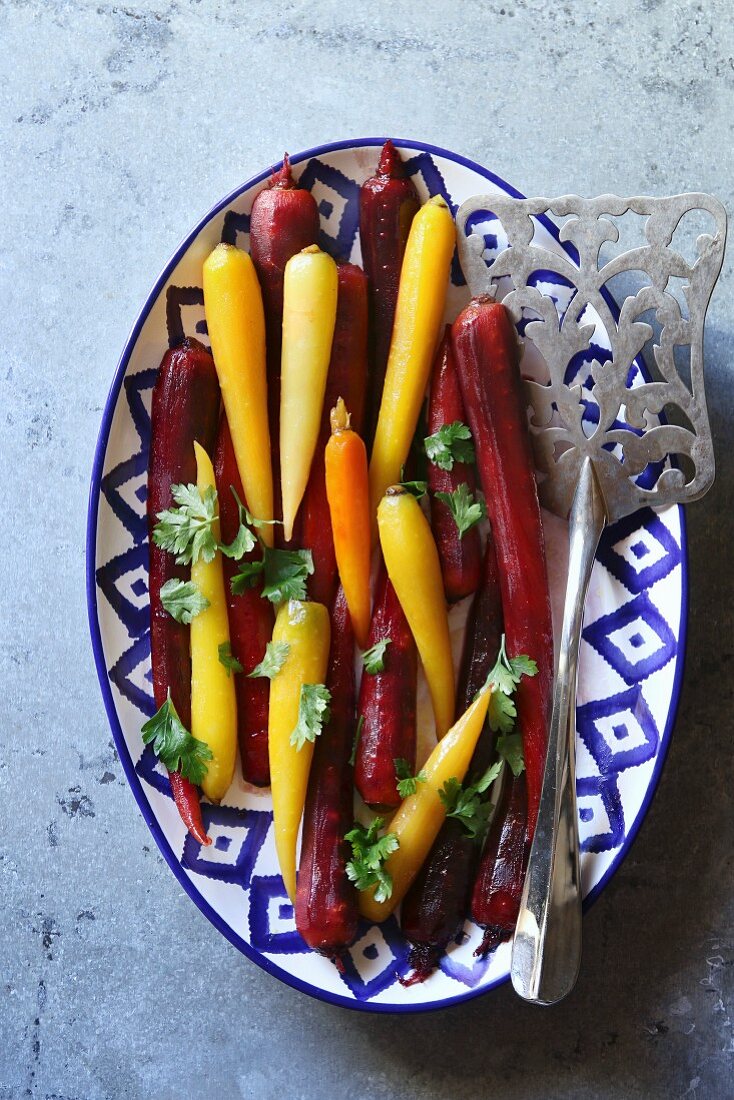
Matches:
[[456, 193, 725, 523]]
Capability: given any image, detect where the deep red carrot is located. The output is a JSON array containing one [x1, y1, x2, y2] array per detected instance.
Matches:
[[147, 337, 220, 844], [296, 587, 358, 962], [292, 262, 368, 605], [213, 413, 274, 786], [471, 770, 529, 957], [451, 298, 553, 842], [427, 327, 482, 603], [250, 154, 320, 531], [400, 537, 503, 982], [359, 140, 419, 446], [354, 562, 417, 808]]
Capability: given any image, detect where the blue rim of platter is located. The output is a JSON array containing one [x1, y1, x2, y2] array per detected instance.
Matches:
[[86, 136, 688, 1014]]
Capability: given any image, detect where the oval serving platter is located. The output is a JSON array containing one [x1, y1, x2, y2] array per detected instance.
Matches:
[[87, 138, 687, 1012]]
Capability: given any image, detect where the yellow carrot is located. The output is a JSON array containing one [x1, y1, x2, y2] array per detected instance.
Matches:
[[202, 244, 274, 546], [359, 689, 492, 922], [377, 486, 455, 737], [268, 599, 331, 902], [280, 245, 338, 540], [324, 398, 371, 648], [368, 196, 456, 528], [190, 441, 237, 803]]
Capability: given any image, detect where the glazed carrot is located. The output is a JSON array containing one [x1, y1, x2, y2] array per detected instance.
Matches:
[[190, 442, 238, 803], [147, 338, 220, 844], [250, 154, 320, 390], [293, 262, 369, 606], [368, 195, 456, 528], [268, 599, 330, 902], [202, 244, 274, 546], [451, 297, 553, 840], [471, 769, 529, 957], [377, 487, 455, 737], [296, 588, 358, 961], [359, 140, 419, 444], [401, 537, 503, 982], [427, 327, 482, 602], [358, 690, 492, 923], [324, 398, 371, 648], [280, 245, 338, 540], [214, 414, 273, 786], [355, 563, 417, 809], [250, 154, 320, 460]]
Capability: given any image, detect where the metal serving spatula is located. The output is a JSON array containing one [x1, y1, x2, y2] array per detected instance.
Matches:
[[455, 193, 726, 1004]]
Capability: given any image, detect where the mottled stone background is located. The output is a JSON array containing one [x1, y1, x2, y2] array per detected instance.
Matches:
[[1, 1, 732, 1097]]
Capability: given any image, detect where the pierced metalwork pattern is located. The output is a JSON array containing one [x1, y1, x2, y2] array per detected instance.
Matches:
[[456, 194, 726, 521]]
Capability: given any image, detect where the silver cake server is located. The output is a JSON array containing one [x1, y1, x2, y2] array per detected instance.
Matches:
[[455, 192, 726, 1004]]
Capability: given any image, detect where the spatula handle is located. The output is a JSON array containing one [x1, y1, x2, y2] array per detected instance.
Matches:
[[510, 457, 607, 1004]]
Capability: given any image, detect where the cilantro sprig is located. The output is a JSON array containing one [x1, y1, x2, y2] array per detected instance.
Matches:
[[362, 638, 391, 674], [218, 641, 243, 677], [345, 817, 399, 903], [496, 731, 525, 776], [153, 484, 219, 566], [437, 638, 537, 837], [439, 760, 503, 840], [248, 640, 290, 680], [394, 758, 427, 799], [424, 421, 476, 471], [231, 547, 314, 604], [434, 483, 486, 538], [289, 683, 331, 750], [141, 691, 213, 785], [479, 635, 538, 734], [160, 579, 209, 624]]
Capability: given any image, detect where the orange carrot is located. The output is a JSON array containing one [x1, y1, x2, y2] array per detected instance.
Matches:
[[324, 398, 371, 648]]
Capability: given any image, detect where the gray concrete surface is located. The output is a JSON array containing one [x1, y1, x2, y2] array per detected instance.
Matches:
[[2, 1, 733, 1097]]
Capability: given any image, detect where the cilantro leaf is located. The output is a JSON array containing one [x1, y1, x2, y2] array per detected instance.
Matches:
[[345, 817, 400, 903], [394, 758, 427, 799], [153, 483, 219, 566], [398, 465, 428, 499], [231, 559, 265, 595], [289, 683, 331, 750], [219, 523, 256, 561], [497, 732, 525, 776], [424, 421, 476, 471], [476, 635, 539, 732], [434, 483, 486, 538], [217, 642, 243, 677], [219, 488, 268, 561], [400, 478, 428, 499], [247, 547, 314, 604], [487, 688, 517, 734], [349, 714, 364, 768], [438, 759, 503, 841], [141, 691, 213, 786], [362, 637, 391, 674], [160, 579, 209, 624], [248, 640, 290, 680]]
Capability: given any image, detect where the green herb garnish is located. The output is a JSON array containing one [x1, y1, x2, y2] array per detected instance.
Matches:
[[424, 421, 476, 471], [434, 483, 486, 538], [394, 758, 427, 799], [248, 641, 290, 680], [141, 691, 212, 785], [289, 683, 331, 750], [159, 579, 209, 624], [345, 817, 399, 903]]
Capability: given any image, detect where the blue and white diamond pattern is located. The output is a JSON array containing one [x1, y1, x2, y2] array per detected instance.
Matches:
[[90, 142, 685, 1011]]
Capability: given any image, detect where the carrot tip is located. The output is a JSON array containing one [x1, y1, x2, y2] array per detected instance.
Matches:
[[474, 924, 510, 958], [399, 943, 441, 986]]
